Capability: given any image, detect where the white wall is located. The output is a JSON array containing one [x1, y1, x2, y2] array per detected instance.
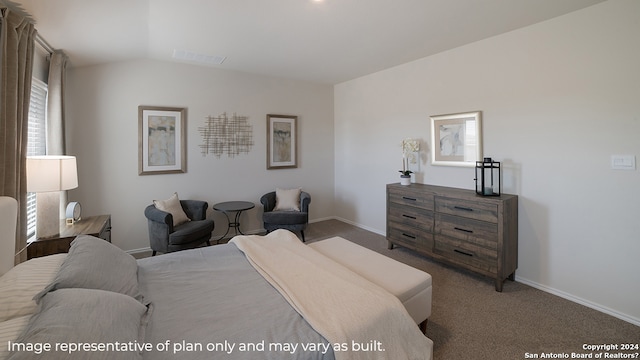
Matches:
[[334, 0, 640, 324], [66, 59, 334, 252]]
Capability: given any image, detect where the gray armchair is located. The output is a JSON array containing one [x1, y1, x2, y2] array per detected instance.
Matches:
[[260, 191, 310, 242], [144, 200, 214, 256]]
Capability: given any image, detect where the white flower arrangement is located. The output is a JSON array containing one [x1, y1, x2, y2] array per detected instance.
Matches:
[[400, 138, 420, 176]]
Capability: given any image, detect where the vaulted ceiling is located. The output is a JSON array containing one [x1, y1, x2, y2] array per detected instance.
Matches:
[[12, 0, 605, 84]]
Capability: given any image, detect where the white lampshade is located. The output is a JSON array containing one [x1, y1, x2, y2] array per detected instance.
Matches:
[[27, 156, 78, 192], [26, 156, 79, 239]]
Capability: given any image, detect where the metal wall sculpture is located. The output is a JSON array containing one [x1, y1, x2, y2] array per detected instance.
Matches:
[[198, 113, 254, 158]]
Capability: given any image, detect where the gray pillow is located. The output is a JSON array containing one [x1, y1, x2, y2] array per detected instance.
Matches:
[[9, 288, 152, 360], [33, 235, 144, 303]]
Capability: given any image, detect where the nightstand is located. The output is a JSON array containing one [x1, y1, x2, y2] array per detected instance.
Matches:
[[27, 214, 111, 259]]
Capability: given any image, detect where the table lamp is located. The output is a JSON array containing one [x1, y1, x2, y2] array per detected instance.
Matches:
[[26, 156, 78, 238]]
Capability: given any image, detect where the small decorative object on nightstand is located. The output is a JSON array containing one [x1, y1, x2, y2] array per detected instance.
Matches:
[[65, 201, 82, 225], [475, 157, 501, 196]]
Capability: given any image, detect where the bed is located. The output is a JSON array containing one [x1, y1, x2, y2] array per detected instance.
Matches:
[[0, 230, 432, 360]]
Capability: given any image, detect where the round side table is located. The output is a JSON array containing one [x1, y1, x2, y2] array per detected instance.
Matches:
[[213, 201, 255, 242]]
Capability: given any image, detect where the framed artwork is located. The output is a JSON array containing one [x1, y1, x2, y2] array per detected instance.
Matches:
[[430, 111, 482, 167], [267, 114, 297, 169], [138, 106, 187, 175]]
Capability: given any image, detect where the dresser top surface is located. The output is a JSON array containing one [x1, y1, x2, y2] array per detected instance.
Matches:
[[387, 183, 517, 202]]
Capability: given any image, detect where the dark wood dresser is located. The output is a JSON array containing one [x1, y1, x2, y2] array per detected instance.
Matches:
[[387, 183, 518, 291], [27, 215, 111, 259]]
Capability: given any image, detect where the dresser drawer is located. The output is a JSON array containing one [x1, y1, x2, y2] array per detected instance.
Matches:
[[388, 202, 434, 233], [435, 213, 497, 249], [388, 222, 434, 251], [434, 235, 497, 273], [435, 197, 498, 223], [388, 188, 434, 211]]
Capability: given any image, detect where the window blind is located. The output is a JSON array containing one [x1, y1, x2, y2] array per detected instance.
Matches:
[[26, 78, 48, 238]]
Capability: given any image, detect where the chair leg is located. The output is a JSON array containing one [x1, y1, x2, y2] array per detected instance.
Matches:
[[300, 230, 305, 242], [205, 239, 211, 246], [152, 250, 157, 256]]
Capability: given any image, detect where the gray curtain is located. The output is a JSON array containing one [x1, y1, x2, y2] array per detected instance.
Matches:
[[47, 50, 68, 215], [0, 8, 36, 265]]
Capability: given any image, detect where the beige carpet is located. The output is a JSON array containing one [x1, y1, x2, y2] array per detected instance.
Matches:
[[304, 219, 640, 360]]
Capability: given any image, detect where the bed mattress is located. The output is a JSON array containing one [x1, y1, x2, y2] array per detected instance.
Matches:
[[137, 243, 335, 360]]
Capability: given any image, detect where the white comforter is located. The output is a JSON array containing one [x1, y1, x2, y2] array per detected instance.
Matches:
[[231, 230, 433, 360]]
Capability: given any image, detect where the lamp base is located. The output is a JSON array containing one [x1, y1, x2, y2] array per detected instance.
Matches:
[[36, 192, 61, 239]]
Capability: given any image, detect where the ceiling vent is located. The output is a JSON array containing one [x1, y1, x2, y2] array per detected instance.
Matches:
[[172, 49, 226, 65]]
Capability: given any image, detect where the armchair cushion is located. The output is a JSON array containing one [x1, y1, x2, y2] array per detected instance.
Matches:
[[274, 188, 301, 211], [153, 192, 190, 226], [169, 220, 215, 245], [263, 211, 308, 226]]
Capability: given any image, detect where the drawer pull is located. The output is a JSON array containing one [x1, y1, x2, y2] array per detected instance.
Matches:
[[454, 227, 473, 234], [402, 196, 417, 202], [402, 214, 417, 219], [454, 249, 473, 257], [454, 206, 474, 212], [402, 233, 416, 239]]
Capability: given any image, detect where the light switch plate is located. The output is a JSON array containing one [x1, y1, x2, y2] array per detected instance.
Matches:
[[611, 155, 636, 170]]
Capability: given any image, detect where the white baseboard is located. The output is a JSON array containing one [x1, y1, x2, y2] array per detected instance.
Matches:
[[515, 276, 640, 327], [331, 216, 386, 236], [309, 216, 334, 224]]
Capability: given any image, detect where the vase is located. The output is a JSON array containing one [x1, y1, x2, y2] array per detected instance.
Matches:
[[400, 175, 411, 186]]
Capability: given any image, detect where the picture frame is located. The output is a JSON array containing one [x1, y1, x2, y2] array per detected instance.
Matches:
[[267, 114, 297, 169], [138, 106, 187, 175], [430, 111, 482, 167]]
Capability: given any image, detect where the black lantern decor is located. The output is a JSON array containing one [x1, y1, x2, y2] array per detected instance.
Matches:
[[475, 157, 501, 196]]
